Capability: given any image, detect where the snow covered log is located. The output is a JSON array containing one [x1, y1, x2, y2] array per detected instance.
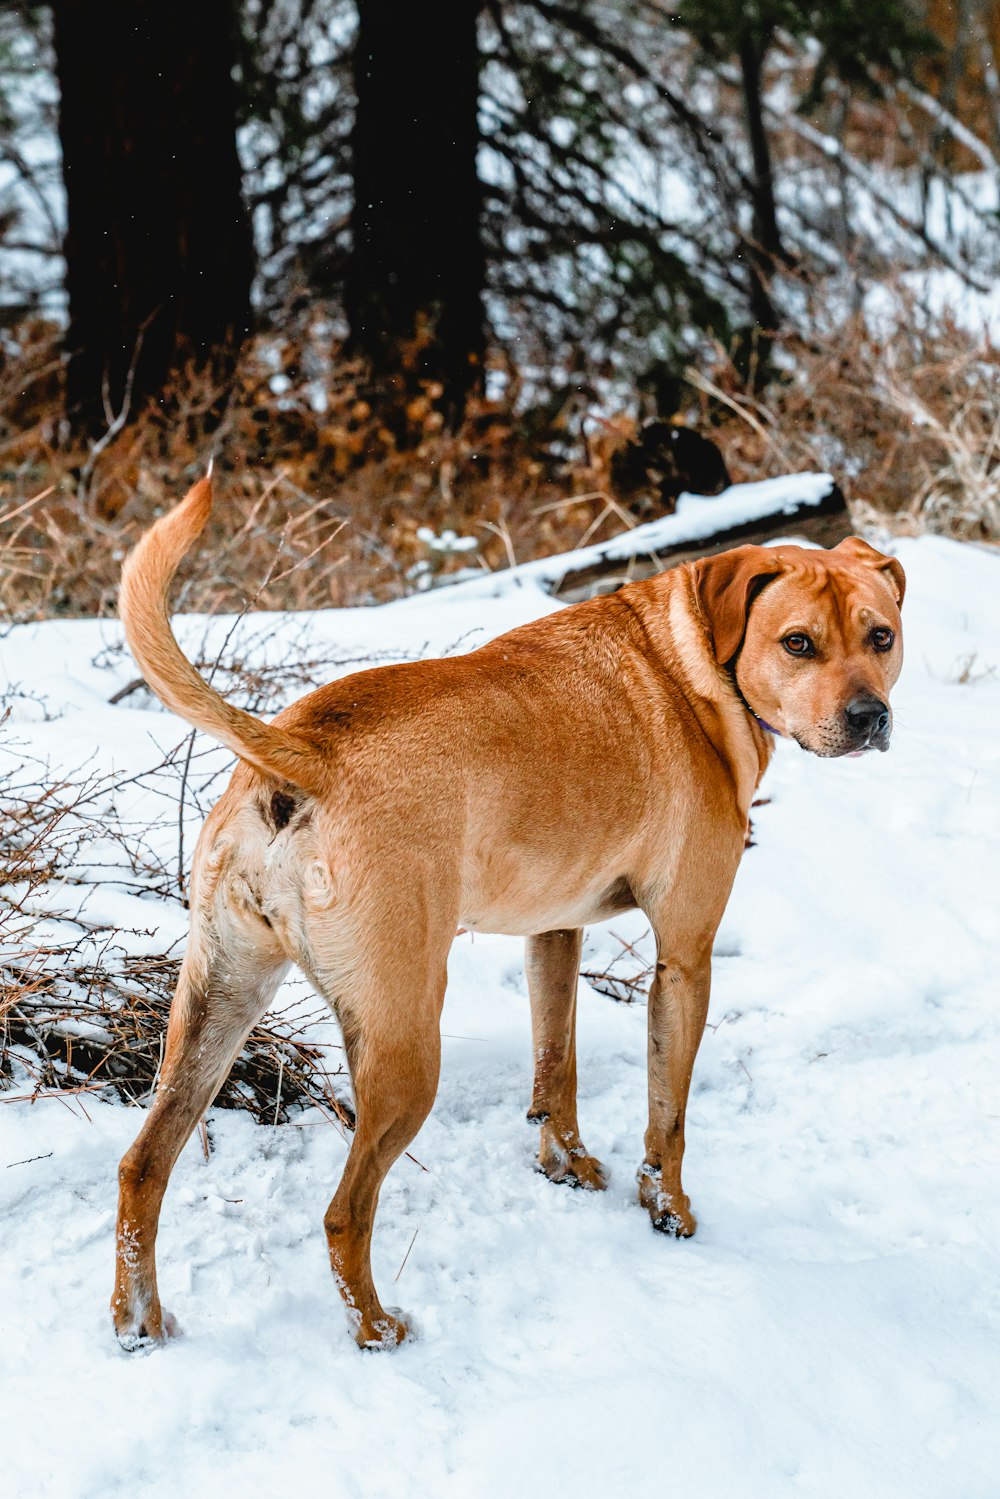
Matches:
[[543, 473, 851, 600]]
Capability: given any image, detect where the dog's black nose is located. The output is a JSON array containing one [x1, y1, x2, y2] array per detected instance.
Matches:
[[845, 696, 890, 737]]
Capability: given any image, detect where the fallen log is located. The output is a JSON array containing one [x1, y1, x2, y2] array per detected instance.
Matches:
[[550, 473, 851, 601]]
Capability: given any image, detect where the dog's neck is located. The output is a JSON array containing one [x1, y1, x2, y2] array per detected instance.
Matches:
[[726, 661, 779, 736], [621, 569, 774, 816]]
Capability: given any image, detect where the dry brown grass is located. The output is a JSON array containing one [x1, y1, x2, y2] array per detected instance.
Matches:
[[0, 318, 639, 622], [2, 306, 997, 625], [682, 305, 1000, 544]]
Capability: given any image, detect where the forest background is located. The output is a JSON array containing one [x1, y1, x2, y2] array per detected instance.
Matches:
[[0, 0, 998, 619]]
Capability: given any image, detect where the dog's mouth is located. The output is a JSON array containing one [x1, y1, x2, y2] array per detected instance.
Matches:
[[847, 724, 892, 756], [793, 726, 893, 758]]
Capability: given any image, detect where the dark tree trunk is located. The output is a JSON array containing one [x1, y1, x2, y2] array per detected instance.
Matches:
[[735, 27, 783, 385], [52, 1, 253, 435], [738, 28, 785, 278], [346, 0, 485, 417]]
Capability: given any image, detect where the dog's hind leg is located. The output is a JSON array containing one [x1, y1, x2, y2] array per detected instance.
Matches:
[[526, 928, 606, 1191], [312, 925, 449, 1350], [111, 902, 288, 1350]]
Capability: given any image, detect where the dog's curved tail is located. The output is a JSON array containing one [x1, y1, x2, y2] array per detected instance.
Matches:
[[119, 474, 328, 796]]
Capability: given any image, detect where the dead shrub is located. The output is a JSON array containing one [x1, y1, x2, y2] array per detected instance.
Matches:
[[0, 317, 633, 622], [0, 710, 352, 1130], [679, 304, 1000, 542], [4, 301, 997, 627]]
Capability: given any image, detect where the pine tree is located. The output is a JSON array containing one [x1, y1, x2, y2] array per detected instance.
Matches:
[[52, 0, 254, 433], [345, 0, 486, 417]]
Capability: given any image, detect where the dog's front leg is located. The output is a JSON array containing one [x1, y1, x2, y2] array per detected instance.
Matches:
[[637, 935, 712, 1237], [526, 928, 606, 1191]]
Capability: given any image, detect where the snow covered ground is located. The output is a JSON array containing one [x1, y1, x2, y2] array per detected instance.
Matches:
[[2, 530, 1000, 1498]]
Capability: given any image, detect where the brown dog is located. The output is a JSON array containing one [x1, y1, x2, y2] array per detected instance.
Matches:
[[111, 477, 904, 1350]]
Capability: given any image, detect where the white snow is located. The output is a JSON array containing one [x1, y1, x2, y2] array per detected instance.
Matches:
[[865, 266, 1000, 346], [2, 531, 1000, 1498]]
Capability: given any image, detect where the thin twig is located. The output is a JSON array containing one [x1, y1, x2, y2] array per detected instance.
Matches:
[[394, 1227, 420, 1282]]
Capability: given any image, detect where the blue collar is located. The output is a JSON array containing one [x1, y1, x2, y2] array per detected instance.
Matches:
[[727, 660, 778, 737], [725, 658, 778, 737]]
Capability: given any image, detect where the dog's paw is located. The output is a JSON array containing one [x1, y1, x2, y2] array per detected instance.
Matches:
[[650, 1206, 696, 1238], [637, 1163, 697, 1237], [113, 1307, 179, 1353], [355, 1306, 411, 1352], [537, 1127, 608, 1191]]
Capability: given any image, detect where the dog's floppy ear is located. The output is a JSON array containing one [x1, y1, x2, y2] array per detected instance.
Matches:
[[833, 536, 906, 607], [692, 545, 786, 664]]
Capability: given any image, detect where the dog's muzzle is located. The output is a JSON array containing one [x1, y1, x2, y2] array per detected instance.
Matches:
[[844, 694, 891, 754]]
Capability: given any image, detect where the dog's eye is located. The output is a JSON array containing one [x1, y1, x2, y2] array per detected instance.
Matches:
[[871, 627, 895, 652], [783, 633, 814, 657]]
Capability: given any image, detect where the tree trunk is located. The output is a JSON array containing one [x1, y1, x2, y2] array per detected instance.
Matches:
[[52, 0, 253, 435], [735, 26, 782, 385], [346, 0, 485, 418], [738, 27, 784, 276]]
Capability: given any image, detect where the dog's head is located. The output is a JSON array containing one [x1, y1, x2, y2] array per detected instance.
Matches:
[[693, 537, 905, 757]]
